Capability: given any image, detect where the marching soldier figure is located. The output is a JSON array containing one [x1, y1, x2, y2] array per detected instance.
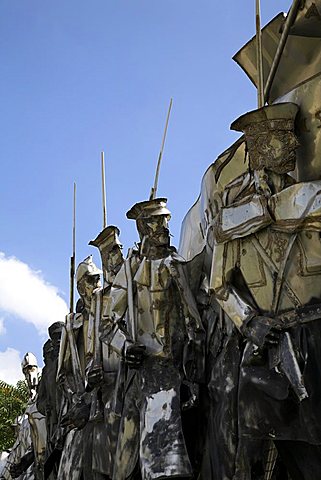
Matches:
[[10, 353, 47, 480], [209, 102, 321, 480], [85, 226, 124, 479], [56, 256, 102, 480], [102, 198, 204, 480], [0, 414, 33, 480], [37, 321, 64, 476]]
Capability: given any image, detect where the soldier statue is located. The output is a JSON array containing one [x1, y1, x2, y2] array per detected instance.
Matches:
[[209, 102, 321, 480], [9, 353, 46, 480], [82, 225, 124, 479], [0, 415, 33, 480], [37, 322, 64, 478], [102, 198, 204, 480], [56, 256, 102, 480]]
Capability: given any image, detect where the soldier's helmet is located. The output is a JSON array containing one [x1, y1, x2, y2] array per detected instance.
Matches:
[[126, 198, 171, 220], [89, 225, 122, 254], [76, 255, 102, 284], [21, 352, 38, 372]]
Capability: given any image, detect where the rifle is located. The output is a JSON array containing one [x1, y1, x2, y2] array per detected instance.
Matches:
[[45, 184, 81, 479], [85, 153, 107, 418], [65, 182, 86, 398], [125, 248, 136, 341], [111, 249, 137, 415], [86, 289, 104, 422]]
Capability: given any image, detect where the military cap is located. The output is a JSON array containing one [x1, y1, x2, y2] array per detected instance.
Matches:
[[76, 255, 102, 284], [126, 198, 171, 220], [231, 102, 299, 136], [89, 225, 122, 252]]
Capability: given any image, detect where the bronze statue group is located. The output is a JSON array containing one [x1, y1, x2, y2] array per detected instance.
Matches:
[[3, 101, 321, 480], [3, 1, 321, 478]]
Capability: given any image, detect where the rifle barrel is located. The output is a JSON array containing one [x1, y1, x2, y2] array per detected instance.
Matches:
[[125, 249, 136, 341], [150, 98, 173, 200], [101, 152, 107, 228], [255, 0, 264, 108], [69, 182, 76, 313]]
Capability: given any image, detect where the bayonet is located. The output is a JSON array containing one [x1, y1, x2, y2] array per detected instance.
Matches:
[[101, 151, 107, 228], [66, 182, 85, 394], [69, 182, 76, 314], [150, 98, 173, 200], [65, 314, 85, 395]]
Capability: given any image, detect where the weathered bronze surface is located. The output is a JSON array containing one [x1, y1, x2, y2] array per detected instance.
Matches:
[[101, 198, 204, 479], [5, 3, 321, 479]]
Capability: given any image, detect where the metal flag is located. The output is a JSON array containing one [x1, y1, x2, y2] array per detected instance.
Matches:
[[234, 0, 321, 181], [233, 0, 321, 104], [179, 0, 321, 261]]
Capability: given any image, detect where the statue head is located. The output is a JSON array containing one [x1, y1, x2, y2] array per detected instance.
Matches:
[[76, 255, 102, 306], [127, 198, 171, 248], [48, 321, 64, 344], [231, 103, 299, 175], [21, 352, 39, 394], [89, 226, 123, 283]]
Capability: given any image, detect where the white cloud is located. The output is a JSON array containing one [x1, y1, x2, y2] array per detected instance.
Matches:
[[0, 348, 24, 385], [0, 318, 6, 335], [0, 252, 68, 335]]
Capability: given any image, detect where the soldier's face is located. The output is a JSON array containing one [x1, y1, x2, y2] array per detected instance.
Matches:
[[23, 365, 39, 389], [144, 215, 170, 246], [254, 130, 299, 174], [105, 245, 123, 274], [83, 273, 101, 298], [51, 330, 62, 344]]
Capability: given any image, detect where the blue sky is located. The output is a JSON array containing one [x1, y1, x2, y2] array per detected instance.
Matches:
[[0, 0, 291, 382]]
